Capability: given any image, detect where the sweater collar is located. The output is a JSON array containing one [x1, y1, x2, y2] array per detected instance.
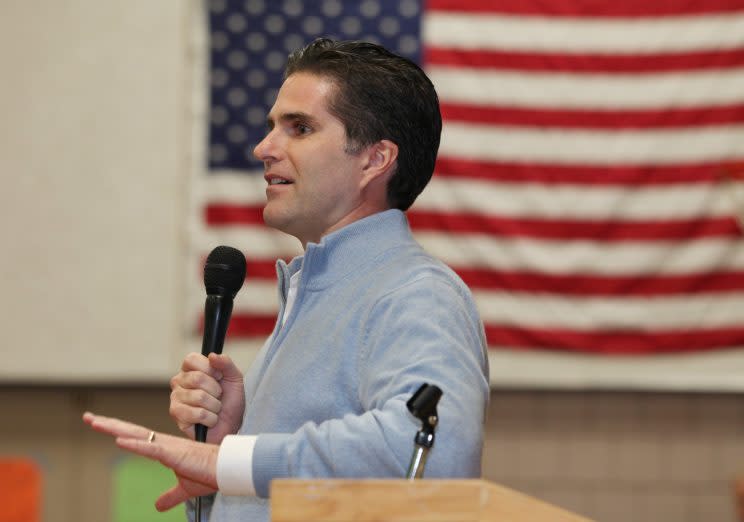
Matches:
[[277, 209, 413, 290]]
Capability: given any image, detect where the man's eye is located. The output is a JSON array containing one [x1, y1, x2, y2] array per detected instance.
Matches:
[[294, 123, 311, 135]]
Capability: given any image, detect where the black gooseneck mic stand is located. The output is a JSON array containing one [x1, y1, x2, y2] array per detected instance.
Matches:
[[405, 383, 443, 479]]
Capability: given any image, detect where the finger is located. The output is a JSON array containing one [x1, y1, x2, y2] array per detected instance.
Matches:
[[114, 432, 187, 463], [155, 485, 190, 512], [155, 477, 216, 512], [177, 371, 223, 397], [84, 412, 151, 440], [171, 386, 223, 412], [116, 436, 164, 460], [182, 425, 196, 439], [168, 400, 219, 429], [167, 400, 198, 436], [181, 352, 223, 380], [116, 436, 219, 490], [208, 353, 243, 382]]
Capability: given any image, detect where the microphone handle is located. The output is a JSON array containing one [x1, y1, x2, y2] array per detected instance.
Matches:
[[196, 294, 234, 443]]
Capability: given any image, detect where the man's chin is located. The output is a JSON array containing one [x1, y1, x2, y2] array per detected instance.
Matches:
[[262, 207, 282, 230], [263, 207, 295, 235]]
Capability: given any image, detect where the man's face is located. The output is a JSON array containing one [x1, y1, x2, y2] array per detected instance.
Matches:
[[253, 72, 368, 246]]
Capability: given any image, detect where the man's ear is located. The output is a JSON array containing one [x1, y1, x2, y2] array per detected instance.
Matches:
[[361, 139, 398, 189]]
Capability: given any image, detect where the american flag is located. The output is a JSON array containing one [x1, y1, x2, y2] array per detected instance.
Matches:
[[189, 0, 744, 382]]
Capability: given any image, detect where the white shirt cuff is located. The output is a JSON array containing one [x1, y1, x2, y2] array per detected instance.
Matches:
[[216, 434, 258, 496]]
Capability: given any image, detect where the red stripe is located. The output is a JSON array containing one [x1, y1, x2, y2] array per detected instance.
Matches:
[[206, 204, 264, 226], [454, 268, 744, 295], [217, 315, 744, 354], [434, 157, 738, 184], [246, 259, 280, 279], [205, 204, 742, 240], [218, 258, 744, 296], [426, 47, 744, 73], [201, 172, 744, 199], [724, 166, 744, 179], [226, 314, 277, 337], [408, 210, 741, 240], [427, 0, 744, 16], [484, 325, 744, 354], [244, 260, 279, 279], [440, 102, 744, 129]]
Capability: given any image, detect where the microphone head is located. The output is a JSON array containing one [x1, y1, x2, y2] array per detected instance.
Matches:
[[204, 246, 247, 297]]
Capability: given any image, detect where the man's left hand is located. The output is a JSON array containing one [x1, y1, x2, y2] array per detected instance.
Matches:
[[82, 412, 220, 511]]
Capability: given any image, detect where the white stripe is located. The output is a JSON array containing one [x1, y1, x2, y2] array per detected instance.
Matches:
[[195, 174, 742, 220], [197, 170, 267, 205], [189, 321, 744, 393], [473, 291, 744, 332], [424, 12, 744, 53], [473, 290, 744, 329], [203, 168, 744, 220], [486, 349, 744, 391], [186, 338, 266, 379], [440, 122, 744, 164], [207, 270, 744, 330], [193, 226, 744, 275], [428, 67, 744, 109], [193, 326, 744, 392], [233, 280, 280, 314], [417, 177, 741, 220], [225, 284, 744, 332], [414, 232, 744, 274], [202, 340, 744, 394], [193, 225, 302, 259]]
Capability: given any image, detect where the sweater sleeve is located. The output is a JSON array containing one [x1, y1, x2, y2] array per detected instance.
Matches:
[[250, 274, 490, 498]]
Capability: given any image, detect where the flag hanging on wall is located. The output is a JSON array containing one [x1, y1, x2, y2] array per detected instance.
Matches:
[[191, 0, 744, 360]]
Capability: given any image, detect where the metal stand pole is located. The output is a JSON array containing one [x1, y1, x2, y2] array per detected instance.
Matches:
[[406, 425, 435, 479]]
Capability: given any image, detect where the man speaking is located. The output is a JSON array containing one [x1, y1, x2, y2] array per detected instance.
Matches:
[[84, 38, 490, 522]]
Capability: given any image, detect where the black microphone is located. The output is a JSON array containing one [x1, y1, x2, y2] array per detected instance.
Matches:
[[195, 245, 246, 443]]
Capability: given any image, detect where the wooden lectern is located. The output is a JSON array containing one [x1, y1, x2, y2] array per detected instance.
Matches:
[[270, 479, 594, 521]]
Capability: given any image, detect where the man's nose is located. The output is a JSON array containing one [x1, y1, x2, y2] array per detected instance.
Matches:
[[253, 131, 276, 161]]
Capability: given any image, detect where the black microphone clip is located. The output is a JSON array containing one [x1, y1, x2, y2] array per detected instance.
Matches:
[[405, 383, 443, 479]]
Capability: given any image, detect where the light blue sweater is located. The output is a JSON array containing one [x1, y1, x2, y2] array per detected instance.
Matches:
[[203, 209, 490, 521]]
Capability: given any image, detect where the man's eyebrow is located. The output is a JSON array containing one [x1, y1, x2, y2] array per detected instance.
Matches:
[[266, 111, 320, 129]]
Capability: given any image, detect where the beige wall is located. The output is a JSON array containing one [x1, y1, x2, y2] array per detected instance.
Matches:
[[2, 386, 742, 522], [0, 0, 190, 382], [485, 391, 744, 521]]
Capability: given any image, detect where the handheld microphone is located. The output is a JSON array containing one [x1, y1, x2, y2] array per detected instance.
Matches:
[[195, 245, 247, 443]]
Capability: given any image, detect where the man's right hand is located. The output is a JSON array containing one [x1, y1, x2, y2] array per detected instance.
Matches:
[[169, 352, 245, 444]]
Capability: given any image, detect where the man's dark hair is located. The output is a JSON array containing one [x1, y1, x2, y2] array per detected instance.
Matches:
[[285, 38, 442, 211]]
